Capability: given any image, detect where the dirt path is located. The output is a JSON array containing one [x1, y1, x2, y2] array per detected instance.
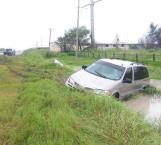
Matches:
[[0, 57, 24, 144]]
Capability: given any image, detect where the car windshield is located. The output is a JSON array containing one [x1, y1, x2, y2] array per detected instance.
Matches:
[[6, 49, 12, 51], [85, 60, 125, 80]]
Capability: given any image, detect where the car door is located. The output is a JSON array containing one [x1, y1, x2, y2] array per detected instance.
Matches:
[[133, 66, 142, 90], [142, 67, 150, 87], [118, 67, 135, 97], [134, 66, 149, 89]]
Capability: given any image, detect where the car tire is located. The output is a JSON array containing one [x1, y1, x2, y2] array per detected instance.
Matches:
[[113, 92, 119, 99]]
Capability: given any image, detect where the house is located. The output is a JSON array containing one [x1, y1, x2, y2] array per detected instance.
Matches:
[[95, 43, 146, 50], [96, 43, 129, 50], [50, 42, 62, 52], [50, 42, 145, 52]]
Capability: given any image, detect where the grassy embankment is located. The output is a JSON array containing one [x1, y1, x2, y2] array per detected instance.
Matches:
[[1, 48, 161, 145]]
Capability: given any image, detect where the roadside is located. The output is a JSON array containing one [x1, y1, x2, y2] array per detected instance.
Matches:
[[1, 50, 161, 145], [0, 57, 23, 145]]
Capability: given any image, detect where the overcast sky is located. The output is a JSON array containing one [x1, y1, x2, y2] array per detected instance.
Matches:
[[0, 0, 161, 50]]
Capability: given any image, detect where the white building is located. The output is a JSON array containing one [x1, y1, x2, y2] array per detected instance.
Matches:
[[96, 43, 129, 50], [50, 42, 62, 52]]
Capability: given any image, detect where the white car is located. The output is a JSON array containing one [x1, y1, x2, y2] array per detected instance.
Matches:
[[65, 59, 150, 99]]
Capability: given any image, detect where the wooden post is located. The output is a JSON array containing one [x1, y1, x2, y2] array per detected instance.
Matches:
[[123, 53, 126, 60], [136, 53, 138, 62], [153, 53, 155, 62], [105, 51, 107, 58], [92, 52, 94, 58], [98, 52, 100, 58], [113, 52, 115, 59]]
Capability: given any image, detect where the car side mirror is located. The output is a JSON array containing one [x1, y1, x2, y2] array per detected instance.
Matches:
[[123, 78, 132, 83], [82, 65, 87, 70]]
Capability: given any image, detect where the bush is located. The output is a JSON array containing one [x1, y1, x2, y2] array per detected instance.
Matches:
[[45, 51, 57, 58]]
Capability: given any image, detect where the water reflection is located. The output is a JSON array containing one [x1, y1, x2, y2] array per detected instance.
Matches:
[[145, 95, 161, 123], [126, 94, 161, 123]]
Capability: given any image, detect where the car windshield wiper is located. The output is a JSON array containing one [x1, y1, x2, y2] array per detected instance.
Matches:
[[94, 71, 107, 79]]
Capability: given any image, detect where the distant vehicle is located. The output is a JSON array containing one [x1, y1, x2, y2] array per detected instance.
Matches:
[[0, 48, 4, 55], [3, 49, 15, 56], [65, 59, 150, 99]]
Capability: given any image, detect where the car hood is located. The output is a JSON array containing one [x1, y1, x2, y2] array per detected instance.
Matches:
[[70, 70, 119, 91]]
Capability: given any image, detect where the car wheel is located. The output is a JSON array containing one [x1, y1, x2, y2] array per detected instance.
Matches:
[[142, 85, 150, 90], [113, 92, 119, 99]]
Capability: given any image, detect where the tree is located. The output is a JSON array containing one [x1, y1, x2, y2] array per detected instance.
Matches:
[[145, 23, 158, 48], [57, 26, 90, 51], [155, 27, 161, 47], [140, 23, 161, 49], [114, 34, 120, 48]]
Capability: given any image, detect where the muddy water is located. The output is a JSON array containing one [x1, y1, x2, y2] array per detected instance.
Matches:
[[125, 94, 161, 123]]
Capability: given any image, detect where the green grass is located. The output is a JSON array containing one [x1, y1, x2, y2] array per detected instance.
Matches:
[[56, 52, 96, 66], [1, 48, 161, 145]]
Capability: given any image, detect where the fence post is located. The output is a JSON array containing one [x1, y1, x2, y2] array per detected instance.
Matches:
[[136, 53, 138, 62], [98, 52, 101, 58], [105, 51, 107, 58], [123, 53, 126, 60], [153, 53, 155, 62], [92, 52, 95, 58], [113, 52, 115, 59]]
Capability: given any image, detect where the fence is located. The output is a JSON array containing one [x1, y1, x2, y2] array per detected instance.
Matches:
[[67, 51, 161, 65]]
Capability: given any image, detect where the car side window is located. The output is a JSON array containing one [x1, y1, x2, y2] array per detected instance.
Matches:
[[123, 67, 132, 81], [134, 66, 149, 80], [143, 67, 149, 78]]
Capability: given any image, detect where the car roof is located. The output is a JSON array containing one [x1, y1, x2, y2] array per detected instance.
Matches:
[[100, 59, 144, 68]]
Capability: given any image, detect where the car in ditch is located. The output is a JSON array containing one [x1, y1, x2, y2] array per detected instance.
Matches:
[[65, 59, 150, 99]]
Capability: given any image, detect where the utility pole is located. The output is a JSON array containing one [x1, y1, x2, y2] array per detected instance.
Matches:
[[90, 0, 95, 48], [40, 36, 43, 48], [49, 28, 53, 48], [76, 0, 80, 57], [35, 41, 38, 48], [82, 0, 103, 48]]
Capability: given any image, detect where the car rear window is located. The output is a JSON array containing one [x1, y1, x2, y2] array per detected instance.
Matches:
[[134, 66, 149, 80]]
